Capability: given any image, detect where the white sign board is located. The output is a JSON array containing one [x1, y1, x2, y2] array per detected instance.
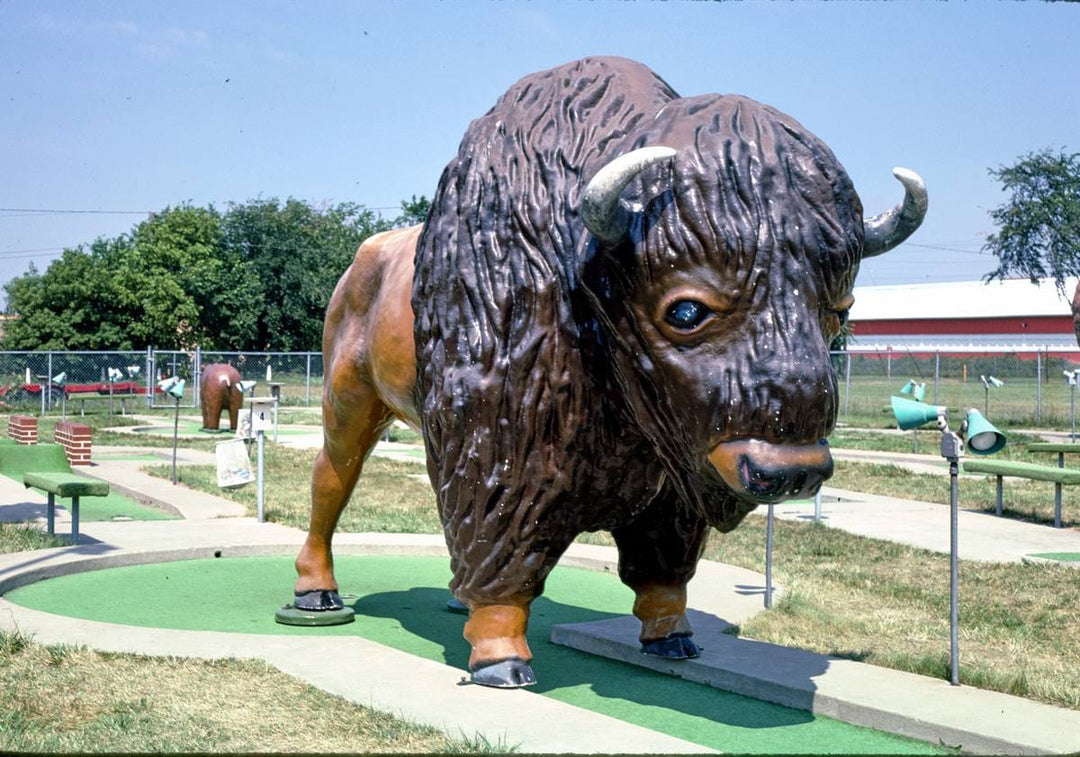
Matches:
[[248, 397, 276, 432]]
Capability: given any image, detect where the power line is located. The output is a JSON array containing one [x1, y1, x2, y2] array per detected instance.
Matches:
[[0, 207, 152, 215]]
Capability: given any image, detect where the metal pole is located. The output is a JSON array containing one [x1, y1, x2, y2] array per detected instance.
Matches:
[[813, 489, 822, 523], [305, 353, 312, 406], [765, 503, 774, 609], [949, 454, 960, 686], [1036, 350, 1043, 424], [1071, 382, 1076, 440], [256, 429, 265, 523], [45, 352, 52, 416], [172, 396, 180, 485], [934, 352, 940, 404], [886, 348, 892, 381], [146, 347, 153, 409], [843, 353, 851, 416]]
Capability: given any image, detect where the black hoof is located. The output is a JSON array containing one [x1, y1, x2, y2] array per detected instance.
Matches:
[[293, 589, 344, 611], [469, 658, 537, 688], [641, 635, 700, 659], [446, 596, 469, 615]]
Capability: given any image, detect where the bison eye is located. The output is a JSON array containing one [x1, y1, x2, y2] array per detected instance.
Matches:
[[664, 299, 711, 330]]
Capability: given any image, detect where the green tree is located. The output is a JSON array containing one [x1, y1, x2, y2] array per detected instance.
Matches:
[[393, 195, 431, 228], [983, 147, 1080, 293], [2, 239, 137, 350], [222, 199, 392, 351]]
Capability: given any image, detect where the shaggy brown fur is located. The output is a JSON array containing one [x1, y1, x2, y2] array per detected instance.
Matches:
[[413, 56, 863, 608]]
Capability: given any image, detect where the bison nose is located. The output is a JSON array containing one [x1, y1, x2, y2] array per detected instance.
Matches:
[[708, 439, 834, 504]]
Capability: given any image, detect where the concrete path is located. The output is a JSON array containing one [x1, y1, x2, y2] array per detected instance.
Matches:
[[2, 440, 1079, 753]]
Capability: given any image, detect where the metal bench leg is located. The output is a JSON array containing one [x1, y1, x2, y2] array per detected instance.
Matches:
[[995, 476, 1003, 517], [70, 496, 80, 544], [1054, 484, 1062, 529], [46, 492, 55, 534]]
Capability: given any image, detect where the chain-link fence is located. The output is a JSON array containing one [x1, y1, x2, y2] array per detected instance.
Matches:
[[4, 345, 1080, 428], [0, 349, 324, 415], [835, 346, 1080, 427]]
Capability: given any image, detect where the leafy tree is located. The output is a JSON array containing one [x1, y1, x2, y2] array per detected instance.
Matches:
[[221, 199, 392, 351], [983, 148, 1080, 294], [394, 194, 431, 228]]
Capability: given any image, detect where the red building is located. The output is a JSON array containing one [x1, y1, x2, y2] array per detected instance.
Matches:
[[849, 277, 1079, 350]]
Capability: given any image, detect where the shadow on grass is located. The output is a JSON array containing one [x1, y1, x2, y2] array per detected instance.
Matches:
[[352, 586, 815, 731]]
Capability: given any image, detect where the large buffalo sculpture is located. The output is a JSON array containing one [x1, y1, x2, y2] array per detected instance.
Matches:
[[292, 57, 927, 687]]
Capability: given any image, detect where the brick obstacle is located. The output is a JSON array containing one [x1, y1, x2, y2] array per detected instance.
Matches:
[[9, 415, 38, 445], [54, 421, 93, 466]]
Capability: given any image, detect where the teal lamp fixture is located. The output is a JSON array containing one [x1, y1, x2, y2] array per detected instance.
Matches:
[[889, 396, 1006, 687], [157, 377, 187, 484]]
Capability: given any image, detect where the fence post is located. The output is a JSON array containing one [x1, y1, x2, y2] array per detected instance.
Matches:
[[193, 346, 202, 411], [1037, 349, 1043, 424], [306, 352, 312, 406], [843, 352, 851, 416], [934, 351, 941, 404], [886, 348, 892, 381], [44, 352, 53, 417], [145, 347, 153, 409]]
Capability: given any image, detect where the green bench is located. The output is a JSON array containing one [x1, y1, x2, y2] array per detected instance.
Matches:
[[65, 391, 136, 416], [22, 472, 110, 543], [961, 459, 1080, 528]]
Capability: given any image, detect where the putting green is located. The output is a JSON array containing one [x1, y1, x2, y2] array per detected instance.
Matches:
[[0, 443, 177, 522], [129, 420, 315, 438], [1027, 552, 1080, 562], [6, 555, 941, 754]]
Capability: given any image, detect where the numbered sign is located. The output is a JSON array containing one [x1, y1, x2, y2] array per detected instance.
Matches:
[[248, 397, 276, 432]]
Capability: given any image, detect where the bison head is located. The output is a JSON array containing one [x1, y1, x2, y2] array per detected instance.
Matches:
[[579, 94, 926, 527]]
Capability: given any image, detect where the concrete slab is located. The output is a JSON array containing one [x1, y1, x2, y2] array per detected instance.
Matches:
[[768, 487, 1080, 562], [551, 611, 1080, 756]]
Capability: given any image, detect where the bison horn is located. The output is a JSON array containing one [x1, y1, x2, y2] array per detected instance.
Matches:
[[862, 167, 928, 258], [582, 146, 677, 244]]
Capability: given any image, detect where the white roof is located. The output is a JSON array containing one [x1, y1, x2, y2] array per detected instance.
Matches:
[[849, 277, 1078, 321]]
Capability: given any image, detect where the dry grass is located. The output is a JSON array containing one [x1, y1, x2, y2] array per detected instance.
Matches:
[[0, 523, 69, 554], [147, 444, 441, 533], [706, 517, 1080, 710], [0, 629, 482, 753]]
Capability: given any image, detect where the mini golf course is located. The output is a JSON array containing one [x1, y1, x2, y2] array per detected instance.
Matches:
[[6, 554, 943, 754], [0, 441, 177, 523]]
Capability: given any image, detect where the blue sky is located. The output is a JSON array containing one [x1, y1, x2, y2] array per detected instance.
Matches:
[[2, 2, 1077, 308]]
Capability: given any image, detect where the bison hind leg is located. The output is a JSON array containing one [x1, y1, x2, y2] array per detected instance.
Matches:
[[469, 658, 537, 688], [641, 634, 701, 660]]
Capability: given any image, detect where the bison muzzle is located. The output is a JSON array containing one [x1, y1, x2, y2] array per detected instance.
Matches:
[[292, 57, 926, 688]]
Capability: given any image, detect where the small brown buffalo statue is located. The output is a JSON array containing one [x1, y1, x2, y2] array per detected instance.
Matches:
[[199, 363, 243, 432], [293, 57, 927, 687]]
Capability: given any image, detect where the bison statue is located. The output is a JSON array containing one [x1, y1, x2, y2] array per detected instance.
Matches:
[[199, 363, 243, 432], [292, 57, 927, 688]]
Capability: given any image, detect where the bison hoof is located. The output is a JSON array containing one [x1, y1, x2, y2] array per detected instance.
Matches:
[[469, 658, 537, 688], [641, 635, 700, 659], [293, 589, 344, 612], [445, 596, 468, 615]]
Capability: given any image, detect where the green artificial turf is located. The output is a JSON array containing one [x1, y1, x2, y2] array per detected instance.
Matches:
[[1027, 552, 1080, 562], [0, 443, 178, 522], [128, 420, 315, 438], [7, 555, 942, 754]]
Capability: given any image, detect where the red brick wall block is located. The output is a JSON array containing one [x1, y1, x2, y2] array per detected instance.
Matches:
[[55, 421, 93, 466], [9, 415, 38, 445]]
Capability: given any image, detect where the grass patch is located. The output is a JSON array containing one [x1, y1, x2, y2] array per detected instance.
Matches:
[[0, 522, 69, 553], [829, 460, 1080, 528], [709, 518, 1080, 710], [0, 629, 481, 753], [145, 444, 440, 533]]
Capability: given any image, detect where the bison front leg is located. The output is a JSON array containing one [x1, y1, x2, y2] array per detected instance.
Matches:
[[462, 600, 537, 688], [294, 382, 393, 610], [611, 493, 709, 659]]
